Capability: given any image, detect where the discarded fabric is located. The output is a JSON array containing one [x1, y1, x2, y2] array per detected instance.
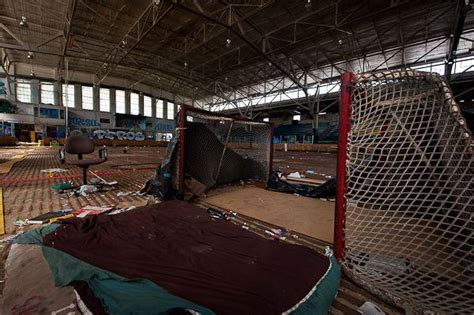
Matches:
[[76, 185, 98, 197], [52, 182, 75, 191], [267, 171, 337, 199]]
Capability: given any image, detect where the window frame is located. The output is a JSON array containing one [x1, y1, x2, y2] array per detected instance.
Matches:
[[99, 88, 110, 112], [81, 86, 94, 110], [130, 92, 139, 115]]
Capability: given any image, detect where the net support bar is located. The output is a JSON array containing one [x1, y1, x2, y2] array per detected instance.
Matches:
[[177, 106, 186, 196], [335, 72, 354, 261]]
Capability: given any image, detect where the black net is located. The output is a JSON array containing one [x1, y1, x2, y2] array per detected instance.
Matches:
[[180, 110, 272, 195]]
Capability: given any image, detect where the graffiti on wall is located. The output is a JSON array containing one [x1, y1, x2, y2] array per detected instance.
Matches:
[[155, 122, 174, 132], [92, 130, 145, 141], [116, 114, 146, 129], [68, 116, 100, 127]]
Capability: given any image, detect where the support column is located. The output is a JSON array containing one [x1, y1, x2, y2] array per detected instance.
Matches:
[[163, 101, 168, 120], [31, 79, 40, 104], [110, 89, 116, 114], [53, 82, 61, 106], [75, 84, 81, 109], [151, 97, 157, 118], [93, 86, 100, 112], [139, 93, 144, 116], [125, 90, 131, 114]]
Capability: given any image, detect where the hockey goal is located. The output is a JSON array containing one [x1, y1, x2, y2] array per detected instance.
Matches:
[[175, 106, 273, 197], [335, 70, 473, 313]]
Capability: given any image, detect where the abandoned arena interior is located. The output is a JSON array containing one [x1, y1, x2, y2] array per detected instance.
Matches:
[[0, 0, 473, 314]]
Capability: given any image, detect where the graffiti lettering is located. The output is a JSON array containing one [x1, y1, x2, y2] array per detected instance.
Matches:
[[92, 130, 145, 141], [69, 116, 100, 127]]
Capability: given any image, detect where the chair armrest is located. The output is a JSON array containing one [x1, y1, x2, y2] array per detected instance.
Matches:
[[59, 148, 66, 164], [99, 147, 108, 161]]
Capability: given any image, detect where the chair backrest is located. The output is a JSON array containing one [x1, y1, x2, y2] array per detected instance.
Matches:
[[65, 135, 95, 155]]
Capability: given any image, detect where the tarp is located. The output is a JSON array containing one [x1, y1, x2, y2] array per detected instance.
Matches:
[[15, 224, 214, 315], [267, 171, 337, 198]]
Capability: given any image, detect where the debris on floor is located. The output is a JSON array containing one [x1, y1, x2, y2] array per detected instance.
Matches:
[[358, 301, 386, 315], [72, 205, 114, 217], [264, 228, 289, 240], [116, 191, 132, 197], [40, 168, 69, 174], [52, 182, 75, 191], [108, 206, 137, 215], [14, 219, 29, 228], [28, 211, 74, 224], [76, 185, 99, 197], [267, 171, 337, 198], [288, 171, 302, 178], [0, 232, 24, 243]]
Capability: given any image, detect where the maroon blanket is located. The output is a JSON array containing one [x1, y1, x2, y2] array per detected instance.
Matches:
[[43, 200, 330, 314]]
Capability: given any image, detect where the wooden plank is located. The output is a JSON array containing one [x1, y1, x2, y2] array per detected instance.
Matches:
[[286, 176, 327, 185]]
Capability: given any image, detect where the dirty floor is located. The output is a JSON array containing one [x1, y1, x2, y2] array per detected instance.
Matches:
[[0, 146, 402, 314]]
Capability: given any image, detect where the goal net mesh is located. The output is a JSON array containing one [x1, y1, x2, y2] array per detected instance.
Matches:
[[343, 70, 473, 313], [175, 108, 272, 196]]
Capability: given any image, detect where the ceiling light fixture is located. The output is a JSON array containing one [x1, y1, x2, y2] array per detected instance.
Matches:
[[19, 16, 28, 28], [305, 0, 312, 11], [226, 38, 231, 48], [27, 51, 34, 59]]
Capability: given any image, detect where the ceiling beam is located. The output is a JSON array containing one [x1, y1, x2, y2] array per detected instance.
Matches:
[[445, 0, 471, 82], [93, 1, 174, 85], [0, 23, 24, 46], [170, 1, 308, 96]]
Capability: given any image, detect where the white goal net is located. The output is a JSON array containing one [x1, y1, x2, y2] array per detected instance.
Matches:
[[341, 70, 473, 313]]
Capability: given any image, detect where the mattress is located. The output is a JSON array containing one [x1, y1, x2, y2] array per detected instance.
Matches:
[[15, 200, 340, 314]]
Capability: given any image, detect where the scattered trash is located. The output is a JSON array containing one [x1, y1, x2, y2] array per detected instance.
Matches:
[[267, 171, 337, 199], [116, 191, 132, 197], [288, 171, 302, 178], [52, 182, 75, 191], [264, 228, 288, 240], [0, 231, 24, 243], [28, 212, 73, 224], [90, 171, 119, 186], [348, 250, 414, 276], [54, 208, 74, 214], [357, 301, 386, 315], [76, 185, 99, 197], [306, 170, 315, 174], [49, 213, 75, 223], [72, 205, 115, 217], [14, 219, 29, 227], [123, 146, 129, 154], [108, 206, 136, 215], [41, 168, 68, 173]]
